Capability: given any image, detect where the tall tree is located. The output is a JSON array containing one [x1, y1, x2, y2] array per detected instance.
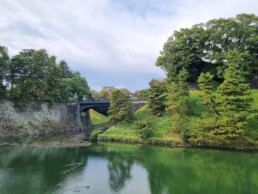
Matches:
[[217, 50, 254, 136], [198, 72, 219, 115], [166, 68, 190, 133], [157, 14, 258, 86], [5, 48, 90, 105], [59, 60, 73, 78], [147, 79, 166, 116], [8, 49, 59, 103], [108, 89, 133, 122]]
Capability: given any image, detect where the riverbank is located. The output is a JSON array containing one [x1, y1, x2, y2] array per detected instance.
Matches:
[[0, 133, 91, 148], [98, 136, 258, 151], [99, 90, 258, 151]]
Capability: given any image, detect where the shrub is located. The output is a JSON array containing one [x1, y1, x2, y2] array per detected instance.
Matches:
[[136, 120, 151, 139], [181, 128, 190, 142]]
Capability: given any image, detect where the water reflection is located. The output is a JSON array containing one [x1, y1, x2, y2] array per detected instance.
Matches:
[[0, 143, 257, 194], [0, 146, 88, 194], [107, 152, 134, 192]]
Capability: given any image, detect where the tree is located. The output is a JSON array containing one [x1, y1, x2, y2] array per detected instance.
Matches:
[[134, 89, 150, 100], [0, 45, 9, 97], [5, 48, 90, 105], [198, 72, 219, 115], [99, 86, 115, 99], [147, 79, 166, 116], [59, 60, 73, 78], [8, 49, 59, 103], [157, 14, 258, 86], [60, 73, 90, 102], [166, 68, 190, 133], [108, 89, 133, 122], [216, 50, 254, 136]]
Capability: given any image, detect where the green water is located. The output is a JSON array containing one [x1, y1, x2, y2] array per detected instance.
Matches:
[[0, 143, 257, 194]]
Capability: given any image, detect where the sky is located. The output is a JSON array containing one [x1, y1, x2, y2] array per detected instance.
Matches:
[[1, 0, 258, 91]]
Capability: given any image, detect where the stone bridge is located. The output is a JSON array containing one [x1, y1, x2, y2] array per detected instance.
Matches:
[[67, 100, 146, 135]]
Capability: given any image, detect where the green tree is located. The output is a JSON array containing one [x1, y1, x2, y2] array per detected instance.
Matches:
[[8, 49, 59, 103], [198, 72, 219, 115], [147, 79, 166, 116], [0, 45, 9, 97], [134, 89, 150, 100], [6, 48, 90, 105], [99, 86, 115, 99], [157, 14, 258, 86], [108, 89, 133, 122], [217, 50, 254, 136], [166, 68, 190, 133], [59, 60, 73, 78], [60, 73, 90, 102]]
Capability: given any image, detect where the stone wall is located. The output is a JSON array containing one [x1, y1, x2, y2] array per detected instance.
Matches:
[[0, 100, 73, 140]]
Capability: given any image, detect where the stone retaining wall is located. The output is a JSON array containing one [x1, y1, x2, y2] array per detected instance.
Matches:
[[0, 100, 73, 140]]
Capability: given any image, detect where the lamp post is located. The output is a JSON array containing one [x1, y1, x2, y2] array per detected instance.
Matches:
[[73, 93, 78, 102], [82, 95, 87, 102]]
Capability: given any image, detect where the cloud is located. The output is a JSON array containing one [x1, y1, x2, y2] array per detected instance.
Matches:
[[0, 0, 258, 91]]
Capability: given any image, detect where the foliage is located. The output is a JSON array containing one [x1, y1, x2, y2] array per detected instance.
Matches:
[[134, 89, 150, 100], [135, 120, 151, 139], [100, 105, 181, 143], [0, 47, 90, 106], [166, 68, 190, 133], [99, 86, 115, 99], [60, 73, 90, 102], [156, 14, 258, 85], [108, 89, 133, 123], [166, 68, 190, 114], [181, 128, 190, 142], [216, 50, 255, 136], [147, 79, 166, 116], [198, 72, 219, 115]]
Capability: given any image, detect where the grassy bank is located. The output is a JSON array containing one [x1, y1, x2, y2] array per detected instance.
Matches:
[[89, 109, 110, 140], [99, 90, 258, 150], [90, 109, 109, 125]]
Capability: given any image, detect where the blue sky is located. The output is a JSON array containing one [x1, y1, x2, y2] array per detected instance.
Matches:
[[1, 0, 258, 91]]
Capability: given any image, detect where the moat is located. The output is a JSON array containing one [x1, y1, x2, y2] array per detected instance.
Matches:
[[0, 142, 257, 194]]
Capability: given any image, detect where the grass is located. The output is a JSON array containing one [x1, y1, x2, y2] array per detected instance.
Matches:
[[99, 105, 182, 144], [90, 109, 109, 126]]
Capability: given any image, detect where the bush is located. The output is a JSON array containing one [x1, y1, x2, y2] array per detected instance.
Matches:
[[181, 128, 190, 142], [136, 120, 151, 139]]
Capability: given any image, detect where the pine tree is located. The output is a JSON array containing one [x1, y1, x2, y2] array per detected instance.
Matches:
[[217, 50, 253, 136], [147, 79, 166, 116], [198, 72, 219, 115], [108, 89, 133, 123]]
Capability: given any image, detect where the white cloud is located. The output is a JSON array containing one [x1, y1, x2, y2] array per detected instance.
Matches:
[[0, 0, 258, 90]]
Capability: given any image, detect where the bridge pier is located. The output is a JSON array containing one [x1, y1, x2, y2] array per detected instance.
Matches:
[[67, 103, 83, 133], [81, 109, 93, 136]]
